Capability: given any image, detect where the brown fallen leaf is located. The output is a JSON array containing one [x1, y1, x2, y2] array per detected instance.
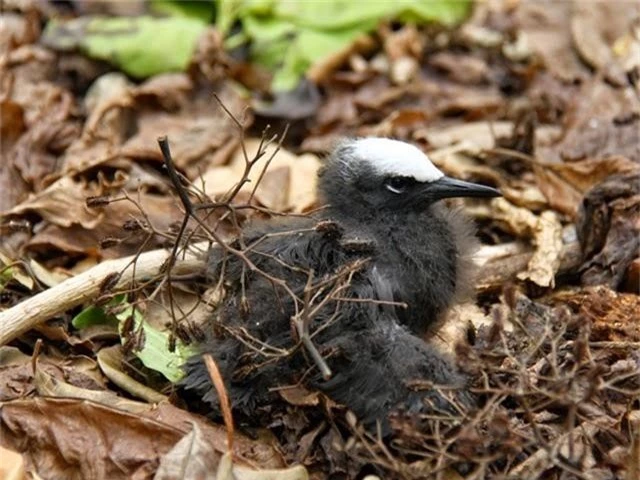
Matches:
[[0, 397, 189, 480], [7, 176, 104, 229], [278, 386, 321, 407], [0, 346, 36, 402], [533, 156, 640, 218], [198, 138, 321, 213], [308, 34, 376, 86], [418, 121, 515, 150], [538, 81, 640, 165], [516, 210, 563, 289], [428, 51, 490, 85], [577, 172, 640, 291], [0, 98, 26, 154], [314, 89, 359, 129], [121, 86, 246, 179], [513, 1, 590, 82], [0, 397, 285, 480], [154, 423, 219, 480], [361, 109, 429, 138], [380, 24, 423, 87], [17, 187, 185, 260], [96, 346, 168, 405], [571, 1, 636, 86]]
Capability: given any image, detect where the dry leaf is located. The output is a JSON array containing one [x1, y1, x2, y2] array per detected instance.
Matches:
[[577, 172, 640, 290], [199, 138, 321, 213], [516, 210, 563, 288], [97, 346, 168, 404], [7, 176, 104, 229], [533, 156, 639, 218], [0, 445, 25, 480], [154, 424, 219, 480], [0, 397, 185, 480], [571, 2, 636, 86]]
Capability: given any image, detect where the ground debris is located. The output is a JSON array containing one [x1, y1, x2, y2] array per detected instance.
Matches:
[[0, 1, 639, 479]]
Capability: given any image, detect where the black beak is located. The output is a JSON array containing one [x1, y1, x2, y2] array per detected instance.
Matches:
[[424, 176, 501, 201]]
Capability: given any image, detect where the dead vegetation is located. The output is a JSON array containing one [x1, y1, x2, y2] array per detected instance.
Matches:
[[0, 1, 639, 479]]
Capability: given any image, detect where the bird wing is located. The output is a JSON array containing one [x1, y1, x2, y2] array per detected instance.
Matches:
[[370, 264, 400, 319]]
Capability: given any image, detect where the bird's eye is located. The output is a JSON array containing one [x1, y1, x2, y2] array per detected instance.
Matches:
[[384, 176, 416, 194]]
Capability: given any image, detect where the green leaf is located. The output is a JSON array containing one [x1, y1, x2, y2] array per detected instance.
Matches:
[[73, 294, 194, 382], [151, 0, 216, 22], [220, 0, 472, 91], [115, 305, 196, 383], [43, 15, 207, 78], [71, 294, 125, 329], [0, 266, 12, 291]]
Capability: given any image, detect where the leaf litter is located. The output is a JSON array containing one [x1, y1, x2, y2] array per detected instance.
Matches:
[[0, 1, 639, 479]]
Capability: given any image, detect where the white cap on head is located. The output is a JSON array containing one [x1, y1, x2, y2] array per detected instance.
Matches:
[[349, 138, 444, 182]]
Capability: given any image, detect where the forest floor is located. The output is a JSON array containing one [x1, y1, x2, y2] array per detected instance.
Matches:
[[1, 1, 639, 479]]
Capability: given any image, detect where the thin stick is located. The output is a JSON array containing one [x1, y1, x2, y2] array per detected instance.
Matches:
[[203, 353, 235, 455]]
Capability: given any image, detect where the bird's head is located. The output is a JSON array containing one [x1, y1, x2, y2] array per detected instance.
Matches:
[[318, 138, 501, 216]]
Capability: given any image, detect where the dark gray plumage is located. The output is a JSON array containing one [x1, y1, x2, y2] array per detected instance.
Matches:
[[182, 138, 500, 428]]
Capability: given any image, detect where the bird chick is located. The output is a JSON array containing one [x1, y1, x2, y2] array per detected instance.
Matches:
[[182, 138, 500, 429]]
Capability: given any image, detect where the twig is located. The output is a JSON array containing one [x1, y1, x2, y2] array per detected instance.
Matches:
[[0, 242, 208, 346], [204, 353, 235, 455]]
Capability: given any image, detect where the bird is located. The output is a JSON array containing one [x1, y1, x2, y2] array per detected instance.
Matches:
[[181, 137, 501, 429]]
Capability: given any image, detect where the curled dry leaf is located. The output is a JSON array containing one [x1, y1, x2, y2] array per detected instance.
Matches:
[[278, 386, 321, 407], [81, 72, 134, 144], [489, 199, 564, 288], [0, 346, 35, 401], [7, 176, 104, 229], [577, 172, 640, 291], [361, 108, 429, 138], [22, 190, 183, 260], [97, 346, 168, 404], [0, 76, 77, 212], [28, 258, 70, 287], [33, 365, 142, 412], [0, 251, 33, 290], [490, 197, 539, 238], [0, 98, 26, 153], [516, 210, 563, 288], [0, 11, 39, 54], [533, 156, 640, 218], [307, 34, 376, 86], [121, 86, 246, 179]]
